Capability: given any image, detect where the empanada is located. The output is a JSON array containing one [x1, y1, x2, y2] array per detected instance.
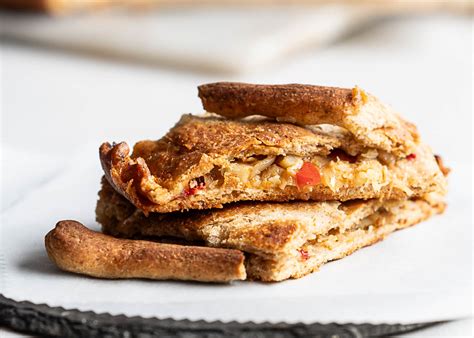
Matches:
[[100, 113, 446, 213]]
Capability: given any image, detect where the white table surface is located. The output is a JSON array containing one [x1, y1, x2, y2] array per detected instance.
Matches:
[[1, 12, 472, 337]]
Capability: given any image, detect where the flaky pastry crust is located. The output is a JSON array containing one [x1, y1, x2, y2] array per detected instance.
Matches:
[[97, 180, 445, 281], [199, 82, 419, 157], [100, 115, 446, 213]]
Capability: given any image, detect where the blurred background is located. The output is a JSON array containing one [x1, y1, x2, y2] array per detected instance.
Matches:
[[0, 1, 472, 209]]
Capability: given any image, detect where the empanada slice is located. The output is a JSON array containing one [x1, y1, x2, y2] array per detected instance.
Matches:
[[100, 114, 446, 213], [97, 180, 445, 281]]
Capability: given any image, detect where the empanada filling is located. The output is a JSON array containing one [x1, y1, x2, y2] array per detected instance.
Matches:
[[182, 148, 391, 198]]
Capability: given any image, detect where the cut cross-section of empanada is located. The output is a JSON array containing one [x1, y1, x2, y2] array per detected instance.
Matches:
[[100, 114, 446, 213]]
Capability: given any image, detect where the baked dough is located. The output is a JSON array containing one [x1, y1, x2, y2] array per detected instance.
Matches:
[[45, 183, 445, 283], [45, 220, 246, 282], [43, 81, 449, 283], [199, 83, 420, 157], [100, 114, 446, 213], [96, 180, 445, 281]]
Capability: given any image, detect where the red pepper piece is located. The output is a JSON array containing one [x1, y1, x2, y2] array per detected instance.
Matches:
[[183, 180, 206, 196], [297, 249, 310, 261], [184, 187, 198, 196], [406, 153, 416, 160], [296, 162, 321, 188]]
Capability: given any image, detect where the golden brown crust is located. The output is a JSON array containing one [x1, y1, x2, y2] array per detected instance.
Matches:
[[97, 179, 446, 258], [100, 114, 446, 214], [45, 220, 246, 282], [199, 83, 355, 122], [198, 82, 419, 157], [100, 142, 158, 212], [246, 194, 446, 281], [97, 178, 380, 256], [97, 180, 446, 281], [435, 155, 451, 177]]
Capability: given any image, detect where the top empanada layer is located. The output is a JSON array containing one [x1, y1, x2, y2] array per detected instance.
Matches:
[[199, 83, 418, 157], [100, 114, 446, 214]]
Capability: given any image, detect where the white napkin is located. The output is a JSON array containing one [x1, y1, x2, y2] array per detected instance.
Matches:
[[1, 145, 64, 211], [0, 5, 372, 73]]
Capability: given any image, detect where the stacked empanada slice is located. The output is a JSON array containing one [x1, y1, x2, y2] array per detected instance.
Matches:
[[46, 83, 449, 282]]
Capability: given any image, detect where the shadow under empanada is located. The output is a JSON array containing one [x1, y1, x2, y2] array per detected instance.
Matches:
[[17, 248, 65, 277]]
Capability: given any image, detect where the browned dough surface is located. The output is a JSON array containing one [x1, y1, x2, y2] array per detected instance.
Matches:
[[45, 220, 246, 282]]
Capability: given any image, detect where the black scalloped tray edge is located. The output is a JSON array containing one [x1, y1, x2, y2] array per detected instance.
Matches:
[[0, 294, 447, 337]]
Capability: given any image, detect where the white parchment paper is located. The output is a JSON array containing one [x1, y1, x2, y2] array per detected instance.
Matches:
[[0, 142, 471, 324]]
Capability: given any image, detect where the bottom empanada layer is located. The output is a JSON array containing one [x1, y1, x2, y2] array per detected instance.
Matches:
[[97, 180, 445, 281], [246, 196, 444, 281]]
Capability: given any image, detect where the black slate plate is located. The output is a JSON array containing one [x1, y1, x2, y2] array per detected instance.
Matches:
[[0, 294, 446, 337]]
